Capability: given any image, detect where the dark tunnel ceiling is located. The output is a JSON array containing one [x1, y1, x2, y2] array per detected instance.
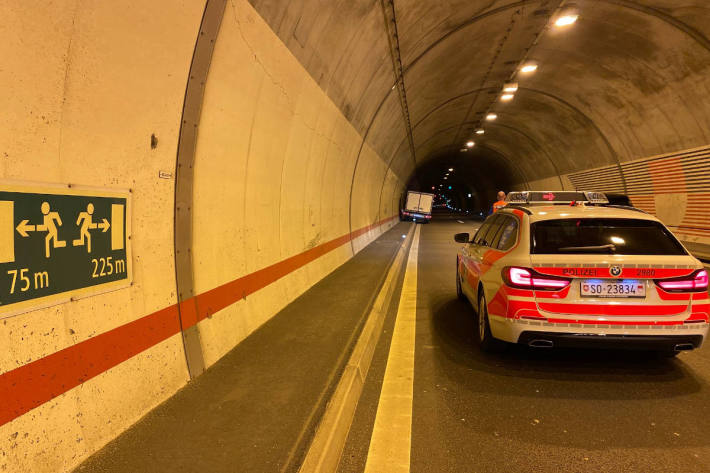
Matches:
[[248, 0, 710, 188]]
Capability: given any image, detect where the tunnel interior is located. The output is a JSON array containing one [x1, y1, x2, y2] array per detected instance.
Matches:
[[2, 1, 710, 472]]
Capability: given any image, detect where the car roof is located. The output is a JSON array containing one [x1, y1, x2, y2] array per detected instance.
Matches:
[[499, 204, 662, 223]]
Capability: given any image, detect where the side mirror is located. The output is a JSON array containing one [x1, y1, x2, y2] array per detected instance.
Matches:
[[454, 232, 470, 243]]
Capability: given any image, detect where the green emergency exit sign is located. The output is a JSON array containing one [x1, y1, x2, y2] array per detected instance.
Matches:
[[0, 183, 131, 318]]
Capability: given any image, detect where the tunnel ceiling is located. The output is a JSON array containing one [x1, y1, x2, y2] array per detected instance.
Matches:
[[247, 0, 710, 187]]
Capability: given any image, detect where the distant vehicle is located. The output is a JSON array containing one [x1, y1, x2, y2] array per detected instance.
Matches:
[[401, 191, 434, 223], [454, 191, 708, 356]]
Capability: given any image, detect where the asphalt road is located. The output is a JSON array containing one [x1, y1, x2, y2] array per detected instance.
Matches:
[[343, 219, 710, 473]]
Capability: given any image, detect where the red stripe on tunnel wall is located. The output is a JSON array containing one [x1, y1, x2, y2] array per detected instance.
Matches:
[[0, 306, 182, 427], [0, 215, 398, 428], [192, 216, 395, 323]]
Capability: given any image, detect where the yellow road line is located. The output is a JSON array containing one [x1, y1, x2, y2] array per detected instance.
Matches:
[[297, 224, 415, 473], [364, 224, 420, 473]]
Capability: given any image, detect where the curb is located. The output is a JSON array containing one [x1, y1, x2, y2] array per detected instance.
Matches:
[[298, 224, 414, 472]]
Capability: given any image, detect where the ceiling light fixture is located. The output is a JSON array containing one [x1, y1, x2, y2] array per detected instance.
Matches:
[[503, 83, 518, 93], [555, 12, 579, 27], [520, 62, 538, 73], [448, 168, 454, 171], [475, 129, 485, 135], [466, 141, 475, 148], [486, 113, 497, 121], [460, 148, 468, 152], [500, 94, 515, 101]]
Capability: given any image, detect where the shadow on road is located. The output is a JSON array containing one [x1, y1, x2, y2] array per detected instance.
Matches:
[[429, 297, 705, 401]]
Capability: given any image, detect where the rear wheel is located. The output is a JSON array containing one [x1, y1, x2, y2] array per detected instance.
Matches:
[[477, 290, 504, 352]]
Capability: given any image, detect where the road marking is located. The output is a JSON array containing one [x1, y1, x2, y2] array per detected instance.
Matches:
[[457, 220, 464, 224], [364, 224, 420, 473], [296, 223, 414, 473]]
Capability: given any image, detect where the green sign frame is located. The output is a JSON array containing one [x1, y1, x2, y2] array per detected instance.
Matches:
[[0, 181, 132, 318]]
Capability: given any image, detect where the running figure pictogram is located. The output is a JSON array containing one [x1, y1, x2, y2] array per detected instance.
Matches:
[[37, 202, 66, 258], [73, 203, 98, 253]]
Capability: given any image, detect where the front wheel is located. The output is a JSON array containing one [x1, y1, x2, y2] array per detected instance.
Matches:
[[477, 291, 504, 352]]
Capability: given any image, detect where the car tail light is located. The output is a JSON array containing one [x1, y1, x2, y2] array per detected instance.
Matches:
[[425, 214, 432, 219], [655, 269, 708, 293], [502, 266, 571, 291]]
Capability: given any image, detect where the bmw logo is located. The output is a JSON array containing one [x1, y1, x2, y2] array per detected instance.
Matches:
[[609, 265, 622, 277]]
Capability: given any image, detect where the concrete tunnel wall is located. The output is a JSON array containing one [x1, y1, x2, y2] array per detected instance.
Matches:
[[2, 0, 710, 471], [0, 1, 401, 471]]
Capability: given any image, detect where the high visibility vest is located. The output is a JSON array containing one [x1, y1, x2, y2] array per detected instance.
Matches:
[[492, 200, 507, 212]]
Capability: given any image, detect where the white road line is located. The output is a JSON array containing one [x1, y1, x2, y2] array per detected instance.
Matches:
[[364, 225, 420, 473], [457, 220, 465, 224]]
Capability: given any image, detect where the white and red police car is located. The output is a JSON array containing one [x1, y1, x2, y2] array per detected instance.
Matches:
[[455, 191, 709, 355]]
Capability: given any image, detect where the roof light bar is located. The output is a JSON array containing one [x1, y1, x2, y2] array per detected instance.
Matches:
[[505, 191, 609, 205]]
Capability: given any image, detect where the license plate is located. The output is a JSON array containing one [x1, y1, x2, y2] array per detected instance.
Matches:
[[580, 280, 646, 298]]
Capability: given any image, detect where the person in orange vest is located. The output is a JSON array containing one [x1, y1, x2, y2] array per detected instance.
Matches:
[[492, 191, 507, 213]]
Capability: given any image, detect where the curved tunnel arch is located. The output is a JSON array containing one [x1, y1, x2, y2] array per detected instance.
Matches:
[[334, 0, 710, 202], [387, 0, 710, 189], [362, 0, 710, 236], [398, 122, 532, 187], [4, 2, 710, 471], [388, 83, 618, 192]]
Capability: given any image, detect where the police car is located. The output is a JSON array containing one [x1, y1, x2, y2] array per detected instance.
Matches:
[[454, 191, 709, 355]]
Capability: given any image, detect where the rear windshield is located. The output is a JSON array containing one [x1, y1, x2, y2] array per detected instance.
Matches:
[[531, 218, 687, 255]]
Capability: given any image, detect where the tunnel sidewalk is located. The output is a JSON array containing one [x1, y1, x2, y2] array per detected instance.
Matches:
[[74, 223, 412, 473]]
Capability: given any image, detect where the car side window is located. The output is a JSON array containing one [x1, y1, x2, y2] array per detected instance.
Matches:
[[472, 223, 490, 245], [496, 216, 519, 251], [489, 216, 508, 249], [474, 215, 499, 246], [486, 215, 506, 248]]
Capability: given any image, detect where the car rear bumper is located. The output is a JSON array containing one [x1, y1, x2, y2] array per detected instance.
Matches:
[[488, 314, 708, 349], [517, 331, 703, 351]]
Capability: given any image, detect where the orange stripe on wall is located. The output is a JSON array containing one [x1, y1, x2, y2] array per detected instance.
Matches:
[[0, 215, 397, 428]]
